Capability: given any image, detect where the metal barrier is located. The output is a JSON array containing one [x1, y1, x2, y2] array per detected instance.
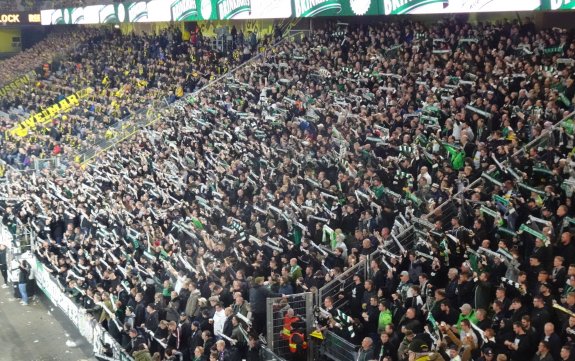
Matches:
[[11, 223, 134, 361], [367, 224, 418, 281], [317, 259, 366, 309], [33, 157, 63, 172], [321, 330, 358, 361], [261, 346, 289, 361], [266, 292, 314, 361]]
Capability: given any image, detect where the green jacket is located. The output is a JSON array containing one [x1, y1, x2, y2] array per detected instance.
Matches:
[[290, 265, 302, 281], [456, 310, 478, 331], [378, 309, 392, 333], [133, 350, 153, 361]]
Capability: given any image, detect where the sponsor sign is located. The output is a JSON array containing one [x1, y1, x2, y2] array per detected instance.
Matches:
[[0, 12, 41, 24], [38, 0, 575, 25]]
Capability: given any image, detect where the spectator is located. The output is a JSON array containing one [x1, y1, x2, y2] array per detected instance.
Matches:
[[357, 337, 375, 361]]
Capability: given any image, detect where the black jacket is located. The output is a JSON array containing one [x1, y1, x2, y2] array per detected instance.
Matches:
[[223, 316, 233, 338], [145, 311, 159, 331], [18, 263, 30, 284], [248, 285, 281, 314]]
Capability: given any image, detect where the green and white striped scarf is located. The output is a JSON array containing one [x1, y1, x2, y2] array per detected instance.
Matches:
[[335, 309, 356, 338]]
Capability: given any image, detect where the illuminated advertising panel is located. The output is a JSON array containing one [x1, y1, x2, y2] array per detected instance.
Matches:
[[146, 0, 172, 22], [382, 0, 541, 15], [540, 0, 575, 10], [250, 0, 292, 19], [0, 12, 41, 25], [37, 0, 575, 25]]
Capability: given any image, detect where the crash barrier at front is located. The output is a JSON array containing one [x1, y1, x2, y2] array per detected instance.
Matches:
[[266, 292, 315, 361], [320, 330, 358, 361]]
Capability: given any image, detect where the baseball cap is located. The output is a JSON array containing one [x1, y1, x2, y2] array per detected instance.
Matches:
[[409, 339, 429, 353]]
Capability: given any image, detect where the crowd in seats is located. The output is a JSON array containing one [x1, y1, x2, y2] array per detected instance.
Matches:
[[0, 26, 261, 169], [1, 17, 575, 361], [0, 29, 93, 87]]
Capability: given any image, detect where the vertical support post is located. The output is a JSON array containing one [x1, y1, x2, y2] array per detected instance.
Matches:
[[266, 297, 275, 353], [305, 292, 314, 361]]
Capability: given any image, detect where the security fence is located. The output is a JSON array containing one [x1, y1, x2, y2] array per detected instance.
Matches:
[[320, 330, 358, 361], [428, 198, 459, 229], [2, 222, 135, 361], [72, 95, 169, 166], [33, 157, 64, 172], [317, 258, 366, 310], [368, 222, 419, 275], [261, 346, 289, 361], [266, 292, 314, 361]]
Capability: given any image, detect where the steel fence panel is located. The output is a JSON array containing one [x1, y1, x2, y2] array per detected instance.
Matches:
[[321, 330, 358, 361], [317, 259, 365, 309], [266, 292, 313, 361]]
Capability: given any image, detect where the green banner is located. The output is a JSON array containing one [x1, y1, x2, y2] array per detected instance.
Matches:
[[383, 0, 446, 15], [40, 0, 566, 25], [293, 0, 379, 17], [540, 0, 575, 10]]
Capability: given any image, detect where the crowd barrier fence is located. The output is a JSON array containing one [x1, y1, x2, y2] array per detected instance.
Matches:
[[266, 292, 314, 361], [320, 330, 358, 361], [0, 222, 135, 361], [317, 258, 366, 310], [31, 254, 135, 361]]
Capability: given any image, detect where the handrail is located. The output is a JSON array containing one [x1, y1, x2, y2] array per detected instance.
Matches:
[[322, 330, 358, 361]]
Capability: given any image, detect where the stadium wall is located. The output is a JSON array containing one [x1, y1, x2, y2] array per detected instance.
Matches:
[[0, 28, 22, 54]]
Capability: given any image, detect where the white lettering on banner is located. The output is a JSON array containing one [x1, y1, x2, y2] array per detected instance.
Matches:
[[551, 0, 568, 9], [218, 0, 250, 18], [384, 0, 409, 15], [294, 0, 330, 17], [171, 0, 197, 21], [99, 4, 116, 22]]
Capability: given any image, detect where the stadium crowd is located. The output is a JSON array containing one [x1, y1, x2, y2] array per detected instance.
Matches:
[[0, 26, 259, 169], [0, 29, 94, 87], [1, 16, 575, 361]]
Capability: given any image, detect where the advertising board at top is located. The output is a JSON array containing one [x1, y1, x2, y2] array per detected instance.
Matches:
[[38, 0, 575, 25], [377, 0, 540, 14], [0, 12, 41, 25], [540, 0, 575, 10]]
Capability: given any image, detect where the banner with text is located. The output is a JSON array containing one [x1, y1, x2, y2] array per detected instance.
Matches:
[[39, 0, 575, 24], [7, 87, 93, 138], [540, 0, 575, 10], [0, 71, 36, 98]]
